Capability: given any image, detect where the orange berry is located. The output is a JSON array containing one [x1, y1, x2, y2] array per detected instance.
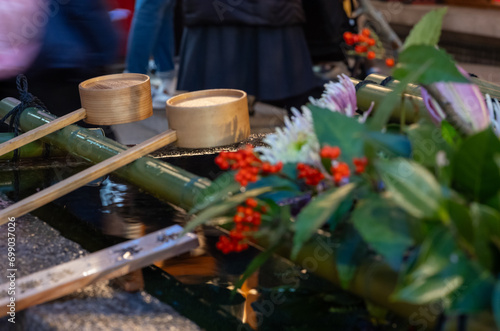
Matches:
[[367, 51, 376, 60], [343, 32, 354, 45], [368, 38, 376, 47], [362, 28, 371, 37], [354, 45, 365, 54], [386, 57, 395, 67], [245, 198, 258, 208]]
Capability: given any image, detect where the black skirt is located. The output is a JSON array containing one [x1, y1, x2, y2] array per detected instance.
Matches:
[[177, 25, 321, 102]]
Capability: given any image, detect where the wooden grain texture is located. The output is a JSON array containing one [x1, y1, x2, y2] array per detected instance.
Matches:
[[0, 108, 86, 157], [79, 73, 153, 125], [166, 89, 250, 148], [0, 129, 177, 221], [0, 225, 198, 315]]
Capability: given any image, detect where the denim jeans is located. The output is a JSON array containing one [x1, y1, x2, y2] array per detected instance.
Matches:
[[126, 0, 175, 74]]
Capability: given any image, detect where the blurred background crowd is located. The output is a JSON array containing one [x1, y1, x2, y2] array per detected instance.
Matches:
[[1, 0, 499, 123], [0, 0, 356, 117]]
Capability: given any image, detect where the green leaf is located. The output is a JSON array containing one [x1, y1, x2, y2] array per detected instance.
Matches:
[[449, 274, 494, 314], [335, 225, 369, 289], [446, 200, 474, 246], [352, 196, 421, 270], [451, 129, 500, 202], [392, 265, 471, 305], [189, 172, 241, 215], [248, 174, 301, 203], [376, 159, 443, 219], [471, 203, 500, 262], [393, 229, 479, 305], [493, 278, 500, 329], [407, 228, 456, 281], [309, 105, 366, 161], [441, 120, 462, 149], [393, 46, 468, 85], [327, 195, 355, 232], [363, 131, 412, 158], [369, 60, 431, 131], [406, 121, 453, 168], [183, 186, 275, 234], [291, 183, 356, 259], [403, 8, 447, 49]]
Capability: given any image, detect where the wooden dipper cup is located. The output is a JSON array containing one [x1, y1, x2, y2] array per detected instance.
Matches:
[[166, 89, 250, 148], [0, 73, 153, 156]]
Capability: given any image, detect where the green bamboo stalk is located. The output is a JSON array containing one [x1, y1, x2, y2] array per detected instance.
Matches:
[[0, 133, 66, 160], [350, 78, 427, 123], [0, 97, 211, 210]]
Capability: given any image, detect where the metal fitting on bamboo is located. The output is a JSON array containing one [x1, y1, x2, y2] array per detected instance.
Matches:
[[350, 78, 427, 123], [365, 74, 422, 97], [0, 98, 211, 210]]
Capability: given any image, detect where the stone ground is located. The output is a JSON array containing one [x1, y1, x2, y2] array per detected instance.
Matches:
[[0, 199, 201, 331]]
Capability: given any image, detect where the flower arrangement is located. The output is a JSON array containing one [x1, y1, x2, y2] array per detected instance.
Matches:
[[185, 8, 500, 328]]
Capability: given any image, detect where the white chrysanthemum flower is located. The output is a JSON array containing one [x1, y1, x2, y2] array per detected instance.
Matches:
[[256, 106, 320, 165], [486, 94, 500, 137], [309, 74, 373, 122]]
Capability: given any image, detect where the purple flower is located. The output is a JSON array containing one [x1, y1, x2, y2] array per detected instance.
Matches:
[[421, 67, 490, 133], [309, 74, 373, 122]]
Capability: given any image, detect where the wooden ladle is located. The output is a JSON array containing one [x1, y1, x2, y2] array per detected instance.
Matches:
[[0, 73, 153, 157], [0, 84, 250, 221]]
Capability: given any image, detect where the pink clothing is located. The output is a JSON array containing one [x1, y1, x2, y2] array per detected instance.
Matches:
[[0, 0, 44, 79]]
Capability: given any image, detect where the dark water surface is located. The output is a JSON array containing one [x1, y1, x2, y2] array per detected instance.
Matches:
[[0, 156, 408, 331]]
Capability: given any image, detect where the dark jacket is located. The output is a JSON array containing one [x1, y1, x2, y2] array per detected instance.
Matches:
[[183, 0, 305, 27]]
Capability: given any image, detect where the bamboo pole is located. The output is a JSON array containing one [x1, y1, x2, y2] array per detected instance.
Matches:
[[0, 133, 64, 160], [0, 98, 211, 210], [350, 78, 427, 123]]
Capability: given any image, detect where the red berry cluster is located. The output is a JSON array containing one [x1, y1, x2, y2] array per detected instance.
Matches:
[[297, 163, 325, 186], [320, 146, 341, 159], [343, 28, 395, 68], [331, 162, 350, 185], [214, 145, 283, 187], [353, 157, 368, 174], [320, 145, 369, 185], [216, 198, 264, 254]]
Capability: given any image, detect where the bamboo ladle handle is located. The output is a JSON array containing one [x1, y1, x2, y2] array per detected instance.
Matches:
[[0, 108, 87, 157], [0, 129, 177, 222]]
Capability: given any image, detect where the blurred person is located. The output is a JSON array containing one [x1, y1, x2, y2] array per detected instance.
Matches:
[[0, 0, 42, 80], [177, 0, 323, 111], [0, 0, 118, 135], [302, 0, 351, 64], [125, 0, 176, 108]]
